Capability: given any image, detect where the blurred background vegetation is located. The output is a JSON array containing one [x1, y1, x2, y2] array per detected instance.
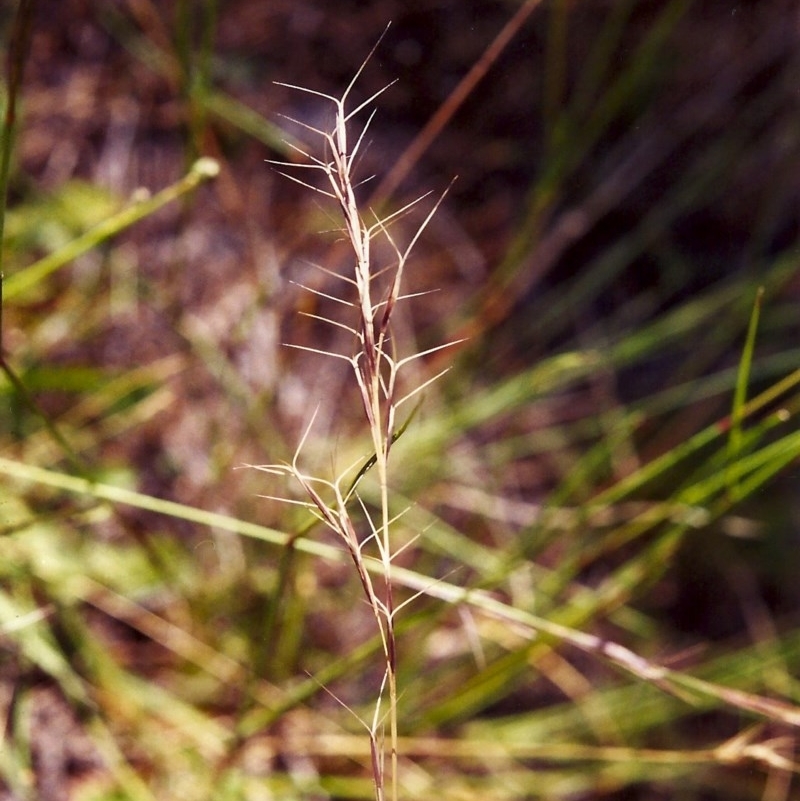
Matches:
[[1, 0, 799, 799]]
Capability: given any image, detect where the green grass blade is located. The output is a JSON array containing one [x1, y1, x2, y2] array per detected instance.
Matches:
[[3, 158, 219, 299], [725, 286, 764, 496]]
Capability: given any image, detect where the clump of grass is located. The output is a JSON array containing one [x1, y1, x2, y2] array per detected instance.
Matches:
[[3, 4, 800, 799], [248, 33, 454, 801]]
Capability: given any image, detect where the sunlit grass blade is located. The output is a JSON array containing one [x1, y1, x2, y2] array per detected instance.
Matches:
[[725, 286, 764, 497], [3, 158, 219, 299]]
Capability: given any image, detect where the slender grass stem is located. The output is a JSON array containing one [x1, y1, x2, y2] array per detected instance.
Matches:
[[263, 34, 454, 799]]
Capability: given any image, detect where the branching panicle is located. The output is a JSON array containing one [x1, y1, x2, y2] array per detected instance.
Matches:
[[260, 30, 455, 801]]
